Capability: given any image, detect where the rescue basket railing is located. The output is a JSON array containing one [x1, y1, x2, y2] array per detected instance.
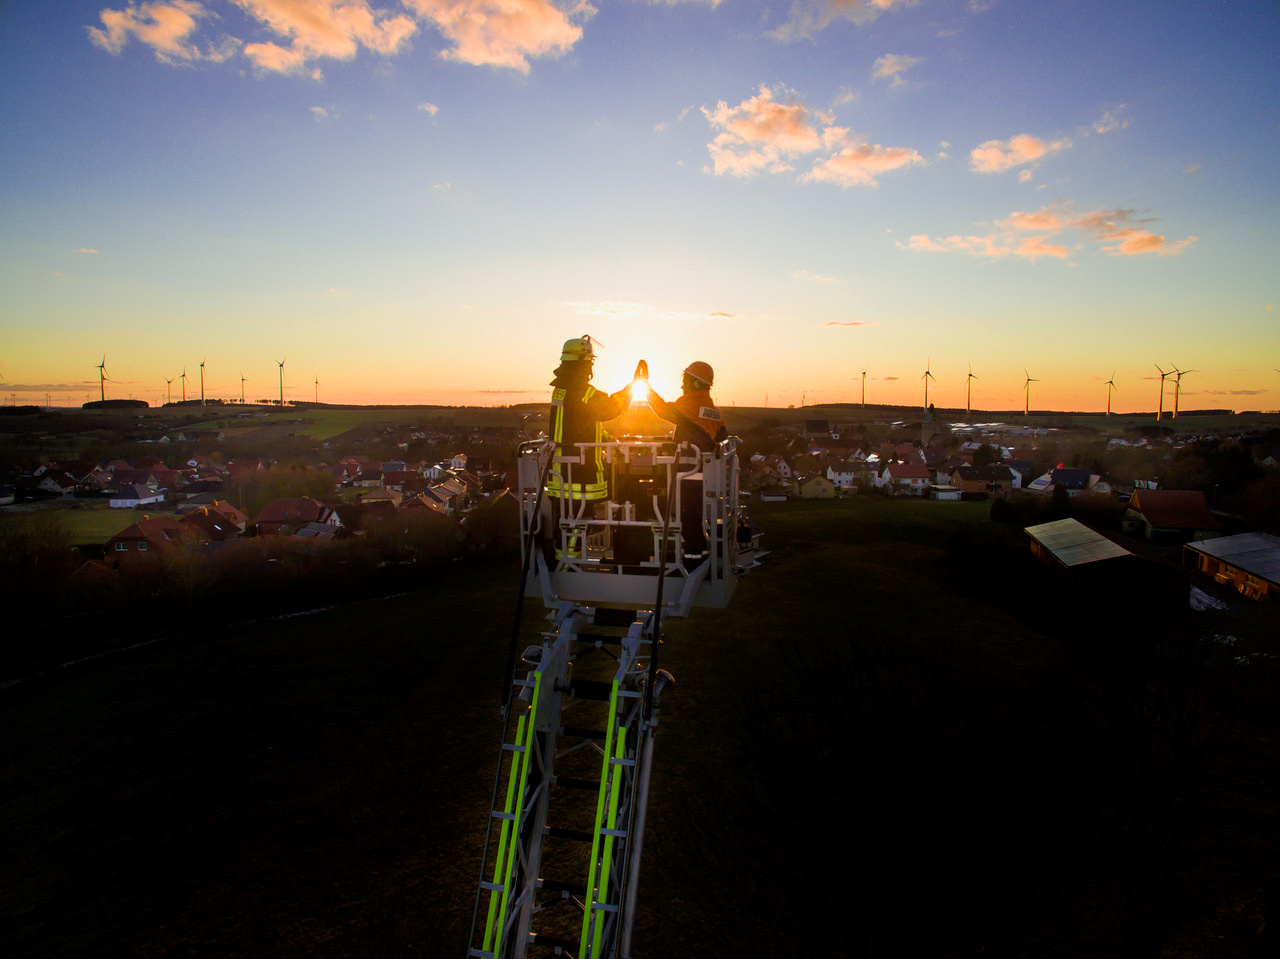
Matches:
[[515, 435, 747, 615]]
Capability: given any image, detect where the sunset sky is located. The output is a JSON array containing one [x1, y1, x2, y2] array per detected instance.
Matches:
[[1, 1, 1277, 413]]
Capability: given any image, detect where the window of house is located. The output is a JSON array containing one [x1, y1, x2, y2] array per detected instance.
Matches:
[[115, 542, 128, 551]]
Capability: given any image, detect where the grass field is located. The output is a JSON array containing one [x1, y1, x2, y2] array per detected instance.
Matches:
[[2, 496, 1275, 958], [2, 501, 150, 547]]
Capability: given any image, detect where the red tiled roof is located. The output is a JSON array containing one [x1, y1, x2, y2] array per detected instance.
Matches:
[[1129, 489, 1222, 531]]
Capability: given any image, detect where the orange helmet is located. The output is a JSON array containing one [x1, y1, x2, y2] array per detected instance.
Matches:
[[683, 361, 714, 388]]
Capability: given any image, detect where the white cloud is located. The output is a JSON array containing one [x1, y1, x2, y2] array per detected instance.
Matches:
[[703, 84, 922, 186], [88, 0, 240, 63], [403, 0, 592, 73], [970, 133, 1071, 173], [90, 0, 593, 76], [418, 101, 439, 116]]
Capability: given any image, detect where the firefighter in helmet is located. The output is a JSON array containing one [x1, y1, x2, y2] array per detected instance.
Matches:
[[645, 360, 727, 450], [542, 337, 642, 560], [646, 361, 727, 558]]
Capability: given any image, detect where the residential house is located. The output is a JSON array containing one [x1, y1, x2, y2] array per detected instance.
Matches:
[[36, 471, 77, 497], [109, 484, 166, 509], [881, 463, 932, 496], [182, 506, 242, 543], [950, 465, 1012, 498], [1124, 489, 1223, 543], [256, 497, 330, 536], [1004, 461, 1035, 489], [799, 476, 836, 499], [826, 460, 860, 489], [1025, 467, 1112, 497], [360, 487, 403, 508], [104, 515, 197, 566]]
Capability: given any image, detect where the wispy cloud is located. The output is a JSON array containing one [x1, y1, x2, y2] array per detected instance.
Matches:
[[702, 84, 923, 186], [823, 320, 875, 326], [1091, 107, 1129, 134], [903, 202, 1198, 261], [418, 101, 439, 116], [75, 248, 100, 254], [771, 0, 913, 42], [970, 133, 1071, 173], [565, 301, 735, 322], [792, 270, 838, 282], [872, 53, 922, 86]]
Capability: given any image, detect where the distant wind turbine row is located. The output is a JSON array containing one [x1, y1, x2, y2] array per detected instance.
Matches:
[[88, 357, 319, 407], [853, 361, 1227, 421]]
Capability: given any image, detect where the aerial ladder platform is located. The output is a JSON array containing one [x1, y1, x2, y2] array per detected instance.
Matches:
[[466, 435, 759, 959]]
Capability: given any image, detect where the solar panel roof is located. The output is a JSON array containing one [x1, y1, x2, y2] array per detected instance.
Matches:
[[1025, 517, 1132, 567]]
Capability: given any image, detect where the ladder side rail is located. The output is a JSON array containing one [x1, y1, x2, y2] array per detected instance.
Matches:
[[482, 670, 542, 957], [578, 676, 623, 956], [616, 671, 673, 959]]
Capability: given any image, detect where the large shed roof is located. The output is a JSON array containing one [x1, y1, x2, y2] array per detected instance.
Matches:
[[1025, 517, 1132, 567], [1184, 532, 1280, 585]]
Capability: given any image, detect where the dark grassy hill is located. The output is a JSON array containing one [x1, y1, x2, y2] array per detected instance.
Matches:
[[3, 498, 1276, 958]]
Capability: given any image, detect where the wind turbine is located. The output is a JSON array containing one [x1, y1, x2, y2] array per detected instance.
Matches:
[[277, 358, 286, 407], [1023, 369, 1039, 416], [922, 359, 935, 410], [966, 363, 978, 415], [861, 368, 867, 407], [240, 372, 246, 405], [96, 355, 108, 402], [1154, 364, 1172, 421], [180, 367, 187, 403], [199, 359, 206, 406], [1104, 371, 1117, 416], [1171, 366, 1195, 418], [164, 376, 173, 405], [314, 373, 319, 404]]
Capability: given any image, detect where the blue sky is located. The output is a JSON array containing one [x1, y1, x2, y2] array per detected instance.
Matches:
[[1, 0, 1277, 413]]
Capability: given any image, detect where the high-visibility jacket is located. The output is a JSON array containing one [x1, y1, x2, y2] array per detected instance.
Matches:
[[547, 377, 627, 500]]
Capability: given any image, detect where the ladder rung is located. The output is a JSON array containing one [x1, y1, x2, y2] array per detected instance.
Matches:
[[529, 933, 579, 951], [544, 825, 594, 843], [561, 726, 606, 740], [567, 679, 614, 701], [592, 608, 640, 627], [555, 776, 601, 791], [539, 877, 587, 897]]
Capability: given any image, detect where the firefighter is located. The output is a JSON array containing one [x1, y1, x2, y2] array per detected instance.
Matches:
[[544, 336, 637, 557], [646, 361, 727, 559], [645, 360, 727, 449]]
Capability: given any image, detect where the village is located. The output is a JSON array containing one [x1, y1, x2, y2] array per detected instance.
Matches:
[[2, 405, 1278, 608]]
